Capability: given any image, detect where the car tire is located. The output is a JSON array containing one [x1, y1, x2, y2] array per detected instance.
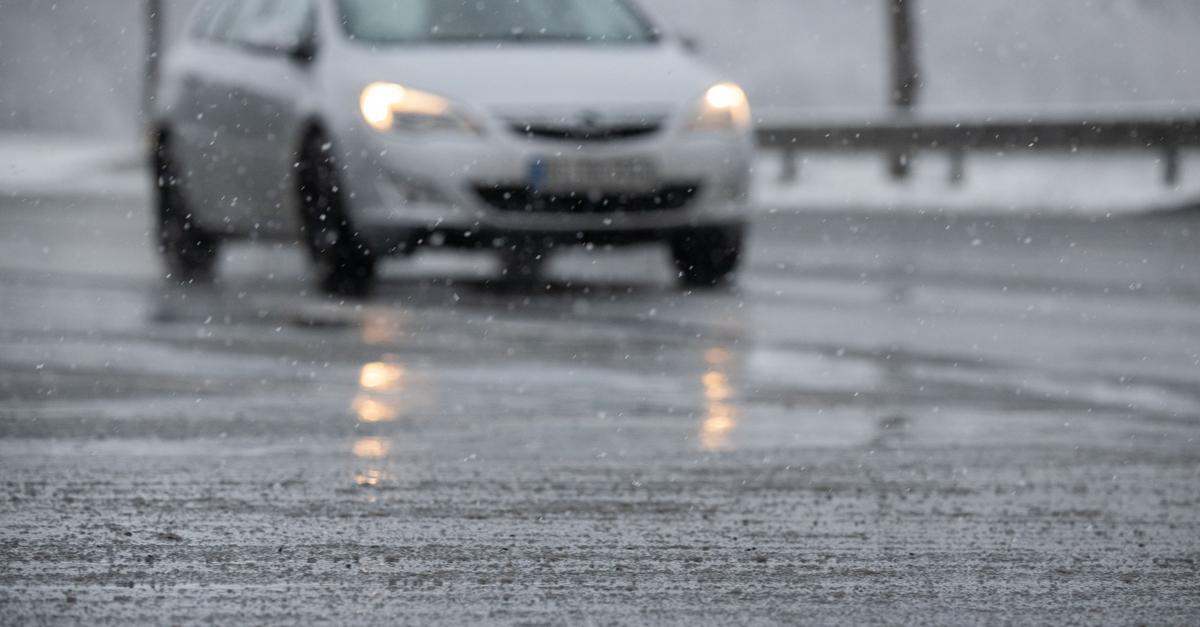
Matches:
[[297, 132, 377, 297], [154, 134, 220, 283], [671, 225, 744, 288]]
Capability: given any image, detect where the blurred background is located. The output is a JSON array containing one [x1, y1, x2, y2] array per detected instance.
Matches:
[[3, 0, 1199, 212], [4, 0, 1200, 133]]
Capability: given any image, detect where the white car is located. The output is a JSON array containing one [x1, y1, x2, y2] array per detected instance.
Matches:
[[153, 0, 754, 294]]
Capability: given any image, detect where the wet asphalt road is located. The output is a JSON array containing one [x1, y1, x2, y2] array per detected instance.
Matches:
[[1, 191, 1199, 624]]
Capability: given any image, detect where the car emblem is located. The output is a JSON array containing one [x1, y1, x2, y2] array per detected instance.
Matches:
[[578, 110, 603, 130]]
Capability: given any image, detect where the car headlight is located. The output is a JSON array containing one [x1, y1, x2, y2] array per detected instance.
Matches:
[[359, 82, 481, 135], [689, 82, 751, 132]]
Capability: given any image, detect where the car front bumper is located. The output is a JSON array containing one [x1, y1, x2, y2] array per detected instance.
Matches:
[[337, 126, 753, 254]]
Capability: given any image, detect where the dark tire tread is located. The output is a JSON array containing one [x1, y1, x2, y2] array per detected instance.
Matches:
[[671, 225, 744, 288], [297, 132, 376, 297], [155, 134, 220, 283]]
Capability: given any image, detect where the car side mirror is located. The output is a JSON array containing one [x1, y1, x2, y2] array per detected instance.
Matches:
[[240, 26, 317, 64], [288, 36, 318, 64]]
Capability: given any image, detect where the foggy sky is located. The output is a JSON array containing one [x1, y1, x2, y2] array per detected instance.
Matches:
[[2, 0, 1199, 135]]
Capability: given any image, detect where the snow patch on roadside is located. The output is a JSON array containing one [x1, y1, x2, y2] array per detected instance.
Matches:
[[0, 134, 146, 199], [3, 134, 1199, 216]]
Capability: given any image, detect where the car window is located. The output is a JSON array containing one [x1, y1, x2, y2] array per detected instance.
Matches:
[[216, 0, 273, 44], [213, 0, 314, 48], [341, 0, 427, 41], [256, 0, 315, 42], [188, 0, 235, 40], [337, 0, 658, 46]]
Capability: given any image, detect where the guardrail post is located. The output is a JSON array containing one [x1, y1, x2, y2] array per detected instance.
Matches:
[[1163, 144, 1180, 187], [889, 150, 911, 180], [888, 0, 920, 181], [780, 148, 800, 184], [144, 0, 162, 126], [948, 147, 966, 186]]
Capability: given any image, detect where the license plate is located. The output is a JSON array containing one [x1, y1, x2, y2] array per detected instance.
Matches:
[[529, 157, 659, 193]]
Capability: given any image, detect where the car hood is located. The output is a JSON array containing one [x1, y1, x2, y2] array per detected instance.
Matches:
[[338, 44, 720, 116]]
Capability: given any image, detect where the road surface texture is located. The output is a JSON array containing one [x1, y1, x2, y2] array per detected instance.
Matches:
[[1, 190, 1199, 624]]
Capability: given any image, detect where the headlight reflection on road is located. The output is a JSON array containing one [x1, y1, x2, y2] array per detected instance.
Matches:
[[701, 401, 737, 452], [700, 347, 739, 451], [354, 469, 386, 488], [352, 395, 400, 424], [702, 371, 733, 402], [361, 312, 402, 346], [352, 436, 391, 460], [350, 355, 412, 489], [354, 357, 407, 423], [352, 437, 393, 488], [359, 360, 405, 391]]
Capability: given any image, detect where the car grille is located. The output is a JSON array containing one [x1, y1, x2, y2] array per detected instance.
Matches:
[[508, 121, 663, 143], [475, 184, 702, 214]]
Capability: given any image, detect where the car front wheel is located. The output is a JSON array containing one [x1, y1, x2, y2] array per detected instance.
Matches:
[[154, 134, 220, 283], [670, 225, 744, 288], [297, 132, 377, 297]]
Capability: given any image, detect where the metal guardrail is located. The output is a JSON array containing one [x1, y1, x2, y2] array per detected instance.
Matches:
[[756, 116, 1200, 186]]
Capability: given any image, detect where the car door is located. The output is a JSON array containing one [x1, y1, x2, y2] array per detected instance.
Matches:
[[183, 0, 313, 236], [168, 0, 247, 233], [220, 0, 316, 238]]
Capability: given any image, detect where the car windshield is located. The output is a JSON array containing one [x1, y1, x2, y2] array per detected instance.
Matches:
[[337, 0, 658, 46]]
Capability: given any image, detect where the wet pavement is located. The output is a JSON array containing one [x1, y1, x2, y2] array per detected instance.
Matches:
[[1, 191, 1199, 624]]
